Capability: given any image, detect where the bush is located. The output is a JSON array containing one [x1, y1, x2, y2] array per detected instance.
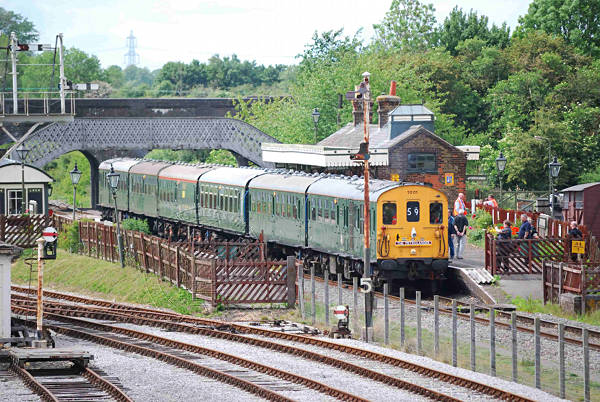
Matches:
[[122, 218, 150, 234], [59, 222, 82, 253], [473, 210, 493, 229]]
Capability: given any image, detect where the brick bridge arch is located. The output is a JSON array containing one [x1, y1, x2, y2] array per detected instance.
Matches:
[[12, 117, 279, 208]]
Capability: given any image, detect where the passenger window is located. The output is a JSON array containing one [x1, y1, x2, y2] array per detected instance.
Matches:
[[430, 202, 443, 224], [382, 203, 397, 225], [407, 201, 420, 222]]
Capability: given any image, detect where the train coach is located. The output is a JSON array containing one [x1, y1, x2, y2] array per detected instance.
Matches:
[[98, 158, 449, 287]]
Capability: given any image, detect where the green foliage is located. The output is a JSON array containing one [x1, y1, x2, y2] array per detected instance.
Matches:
[[44, 151, 91, 208], [121, 218, 150, 234], [0, 7, 38, 42], [473, 210, 493, 229], [58, 222, 82, 253], [373, 0, 437, 51], [517, 0, 600, 57]]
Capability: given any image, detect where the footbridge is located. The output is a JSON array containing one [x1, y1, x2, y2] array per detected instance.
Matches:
[[1, 98, 281, 208]]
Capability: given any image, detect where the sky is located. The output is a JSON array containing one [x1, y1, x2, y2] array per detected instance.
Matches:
[[4, 0, 533, 70]]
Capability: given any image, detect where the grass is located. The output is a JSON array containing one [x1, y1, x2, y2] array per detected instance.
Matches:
[[12, 248, 204, 316], [511, 295, 600, 327]]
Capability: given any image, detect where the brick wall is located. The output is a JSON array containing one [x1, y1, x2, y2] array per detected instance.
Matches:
[[385, 131, 466, 202]]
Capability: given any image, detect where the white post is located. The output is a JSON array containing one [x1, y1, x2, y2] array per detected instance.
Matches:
[[36, 237, 45, 339], [10, 32, 18, 114], [58, 33, 66, 114], [0, 251, 11, 340]]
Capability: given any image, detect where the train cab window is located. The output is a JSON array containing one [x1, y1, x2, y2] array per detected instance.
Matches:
[[382, 202, 397, 225], [430, 202, 443, 224], [406, 201, 420, 222]]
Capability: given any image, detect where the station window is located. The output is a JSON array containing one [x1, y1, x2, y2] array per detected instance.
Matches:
[[430, 202, 443, 224], [406, 201, 420, 222], [382, 202, 397, 225], [407, 153, 436, 173]]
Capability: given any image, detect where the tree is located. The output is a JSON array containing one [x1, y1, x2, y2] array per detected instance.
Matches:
[[517, 0, 600, 56], [0, 7, 38, 42], [373, 0, 437, 51], [436, 7, 510, 55]]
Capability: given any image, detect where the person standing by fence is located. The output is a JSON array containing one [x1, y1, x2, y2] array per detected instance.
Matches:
[[454, 209, 468, 259], [453, 193, 466, 216], [518, 214, 532, 239], [497, 220, 513, 272], [568, 221, 583, 262], [448, 210, 455, 261]]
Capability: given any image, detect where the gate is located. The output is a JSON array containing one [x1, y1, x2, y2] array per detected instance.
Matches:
[[543, 261, 600, 312], [0, 214, 52, 248]]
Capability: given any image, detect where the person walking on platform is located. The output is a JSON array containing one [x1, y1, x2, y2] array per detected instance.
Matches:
[[453, 193, 466, 216], [448, 209, 455, 261], [453, 209, 468, 259]]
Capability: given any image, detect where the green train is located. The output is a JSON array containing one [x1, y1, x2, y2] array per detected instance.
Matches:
[[98, 158, 449, 284]]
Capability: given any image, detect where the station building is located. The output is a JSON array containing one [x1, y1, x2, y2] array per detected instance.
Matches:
[[262, 92, 467, 202], [0, 159, 53, 215]]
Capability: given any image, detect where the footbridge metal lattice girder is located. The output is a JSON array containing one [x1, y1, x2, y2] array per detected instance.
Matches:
[[13, 117, 280, 168]]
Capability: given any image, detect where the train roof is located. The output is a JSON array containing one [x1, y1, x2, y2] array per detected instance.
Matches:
[[200, 167, 267, 187], [129, 160, 173, 176], [249, 172, 322, 193], [99, 158, 141, 173], [307, 176, 399, 201], [159, 164, 215, 182]]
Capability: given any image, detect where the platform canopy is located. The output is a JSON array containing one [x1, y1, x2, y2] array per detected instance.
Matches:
[[0, 159, 54, 184]]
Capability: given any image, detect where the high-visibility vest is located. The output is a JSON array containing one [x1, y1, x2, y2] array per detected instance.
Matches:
[[490, 199, 498, 209], [453, 198, 466, 216]]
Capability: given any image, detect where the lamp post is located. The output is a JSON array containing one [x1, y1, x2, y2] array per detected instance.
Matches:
[[16, 144, 30, 214], [495, 151, 507, 207], [107, 165, 125, 268], [549, 156, 561, 217], [533, 136, 552, 200], [311, 108, 320, 143], [70, 163, 82, 221]]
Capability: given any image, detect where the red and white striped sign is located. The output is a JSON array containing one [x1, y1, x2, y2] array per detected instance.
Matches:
[[42, 227, 58, 242]]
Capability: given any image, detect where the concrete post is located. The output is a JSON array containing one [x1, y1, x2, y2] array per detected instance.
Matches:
[[353, 276, 358, 335], [452, 300, 457, 367], [416, 290, 422, 355], [434, 295, 439, 358], [337, 273, 343, 305], [490, 308, 496, 376], [384, 283, 389, 345], [511, 312, 517, 382], [310, 264, 315, 325], [0, 249, 13, 339], [400, 287, 405, 347], [324, 270, 329, 325], [535, 317, 541, 389], [298, 262, 305, 319], [286, 256, 296, 307], [559, 323, 565, 398], [470, 303, 476, 371], [584, 328, 590, 402]]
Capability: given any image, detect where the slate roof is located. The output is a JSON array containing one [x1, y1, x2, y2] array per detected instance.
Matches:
[[389, 104, 434, 116], [560, 182, 600, 192], [317, 123, 456, 151]]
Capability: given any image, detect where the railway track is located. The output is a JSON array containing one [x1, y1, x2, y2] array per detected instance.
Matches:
[[302, 273, 600, 350], [9, 361, 131, 402], [12, 287, 540, 401]]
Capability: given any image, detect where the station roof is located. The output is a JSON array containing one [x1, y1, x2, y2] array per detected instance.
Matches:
[[389, 104, 434, 116]]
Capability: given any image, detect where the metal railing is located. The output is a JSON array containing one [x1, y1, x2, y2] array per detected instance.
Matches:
[[0, 91, 75, 116]]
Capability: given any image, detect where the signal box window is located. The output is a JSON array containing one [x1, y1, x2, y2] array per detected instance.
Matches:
[[407, 153, 436, 173], [430, 202, 443, 224], [382, 202, 397, 225], [406, 201, 420, 222]]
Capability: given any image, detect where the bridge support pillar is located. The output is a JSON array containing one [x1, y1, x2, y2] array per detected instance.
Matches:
[[234, 154, 250, 167]]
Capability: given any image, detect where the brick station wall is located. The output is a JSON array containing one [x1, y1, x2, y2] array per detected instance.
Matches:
[[381, 131, 466, 202]]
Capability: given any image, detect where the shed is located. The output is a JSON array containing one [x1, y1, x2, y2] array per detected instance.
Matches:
[[560, 182, 600, 236], [0, 159, 53, 215]]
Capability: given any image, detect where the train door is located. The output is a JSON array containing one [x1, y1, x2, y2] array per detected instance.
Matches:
[[348, 202, 356, 252]]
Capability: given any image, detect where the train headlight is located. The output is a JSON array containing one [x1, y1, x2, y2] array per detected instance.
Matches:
[[410, 249, 417, 255], [411, 227, 417, 238]]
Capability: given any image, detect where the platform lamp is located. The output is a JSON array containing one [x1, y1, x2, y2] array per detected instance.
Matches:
[[16, 144, 30, 214], [107, 165, 125, 268], [70, 163, 82, 221], [549, 156, 561, 216], [311, 108, 320, 143], [495, 151, 507, 207]]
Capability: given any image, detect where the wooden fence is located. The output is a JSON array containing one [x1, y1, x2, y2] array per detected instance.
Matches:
[[73, 219, 295, 307], [542, 260, 600, 313], [0, 214, 53, 248]]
